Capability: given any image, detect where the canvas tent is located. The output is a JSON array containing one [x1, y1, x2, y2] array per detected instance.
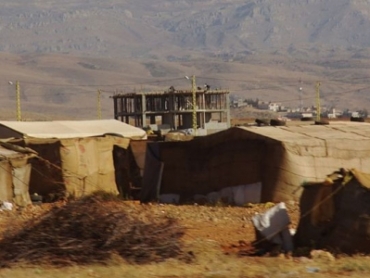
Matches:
[[295, 169, 370, 254], [0, 142, 36, 206], [141, 122, 370, 204], [0, 120, 147, 200]]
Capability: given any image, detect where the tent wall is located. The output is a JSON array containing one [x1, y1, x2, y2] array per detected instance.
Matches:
[[0, 158, 32, 206], [113, 145, 131, 198], [14, 136, 129, 199], [141, 143, 163, 203], [11, 159, 32, 206], [0, 160, 13, 202], [59, 137, 119, 197], [274, 139, 370, 201], [141, 135, 267, 202], [130, 140, 147, 177], [260, 142, 287, 202]]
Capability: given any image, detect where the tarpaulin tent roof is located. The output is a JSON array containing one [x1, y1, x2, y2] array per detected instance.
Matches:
[[0, 119, 147, 139], [236, 121, 370, 142]]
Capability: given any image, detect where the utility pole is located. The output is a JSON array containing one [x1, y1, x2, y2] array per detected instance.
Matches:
[[97, 90, 102, 119], [191, 75, 197, 133], [316, 82, 321, 121], [16, 81, 21, 121]]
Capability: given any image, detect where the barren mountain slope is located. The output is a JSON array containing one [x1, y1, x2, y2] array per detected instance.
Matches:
[[0, 0, 370, 119], [1, 0, 370, 58]]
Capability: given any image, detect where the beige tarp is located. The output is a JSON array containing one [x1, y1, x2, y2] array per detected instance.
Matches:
[[351, 168, 370, 188], [0, 160, 13, 203], [130, 140, 148, 176], [12, 162, 32, 206], [0, 119, 147, 139], [59, 137, 119, 197], [236, 122, 370, 201], [11, 133, 135, 199], [0, 146, 34, 206]]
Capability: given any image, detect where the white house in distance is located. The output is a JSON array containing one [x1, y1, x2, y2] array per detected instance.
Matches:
[[257, 101, 281, 112], [268, 103, 280, 112]]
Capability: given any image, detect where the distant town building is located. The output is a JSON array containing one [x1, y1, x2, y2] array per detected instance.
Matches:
[[232, 99, 250, 108], [112, 88, 231, 135]]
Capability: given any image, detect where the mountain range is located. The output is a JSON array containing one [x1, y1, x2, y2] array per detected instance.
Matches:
[[0, 0, 370, 119]]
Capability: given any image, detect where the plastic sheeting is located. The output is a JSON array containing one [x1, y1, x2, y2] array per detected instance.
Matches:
[[252, 202, 293, 252]]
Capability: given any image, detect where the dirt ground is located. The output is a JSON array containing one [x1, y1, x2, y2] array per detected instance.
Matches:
[[0, 201, 300, 250], [0, 201, 369, 278]]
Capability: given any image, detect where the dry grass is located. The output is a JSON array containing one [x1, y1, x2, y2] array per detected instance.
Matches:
[[0, 246, 370, 277]]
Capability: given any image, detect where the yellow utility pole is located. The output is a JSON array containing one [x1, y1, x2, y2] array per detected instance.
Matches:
[[316, 82, 321, 121], [97, 90, 102, 119], [16, 81, 21, 121], [191, 75, 197, 131]]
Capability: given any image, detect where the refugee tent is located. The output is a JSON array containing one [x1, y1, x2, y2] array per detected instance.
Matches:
[[141, 122, 370, 204], [0, 141, 36, 206], [295, 169, 370, 254], [0, 120, 147, 200]]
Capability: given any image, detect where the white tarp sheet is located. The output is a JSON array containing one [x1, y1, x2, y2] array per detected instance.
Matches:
[[0, 119, 147, 139], [252, 202, 293, 252]]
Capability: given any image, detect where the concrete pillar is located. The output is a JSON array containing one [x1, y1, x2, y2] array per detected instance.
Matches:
[[226, 93, 231, 128], [141, 94, 146, 127]]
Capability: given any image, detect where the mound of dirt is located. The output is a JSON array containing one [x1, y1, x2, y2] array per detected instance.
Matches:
[[0, 192, 186, 267]]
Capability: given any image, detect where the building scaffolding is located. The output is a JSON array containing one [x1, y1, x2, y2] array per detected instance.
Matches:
[[112, 88, 231, 133]]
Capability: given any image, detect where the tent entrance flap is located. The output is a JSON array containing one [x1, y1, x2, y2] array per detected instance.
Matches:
[[140, 144, 164, 203]]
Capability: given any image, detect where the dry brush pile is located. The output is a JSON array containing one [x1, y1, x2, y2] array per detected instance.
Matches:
[[0, 192, 186, 267]]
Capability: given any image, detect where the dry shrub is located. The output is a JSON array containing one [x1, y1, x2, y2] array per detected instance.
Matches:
[[0, 191, 186, 267]]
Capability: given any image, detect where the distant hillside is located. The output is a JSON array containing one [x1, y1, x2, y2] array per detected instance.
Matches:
[[1, 0, 370, 59], [0, 0, 370, 119]]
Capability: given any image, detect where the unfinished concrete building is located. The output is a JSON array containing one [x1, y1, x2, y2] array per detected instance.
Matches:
[[112, 88, 231, 135]]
